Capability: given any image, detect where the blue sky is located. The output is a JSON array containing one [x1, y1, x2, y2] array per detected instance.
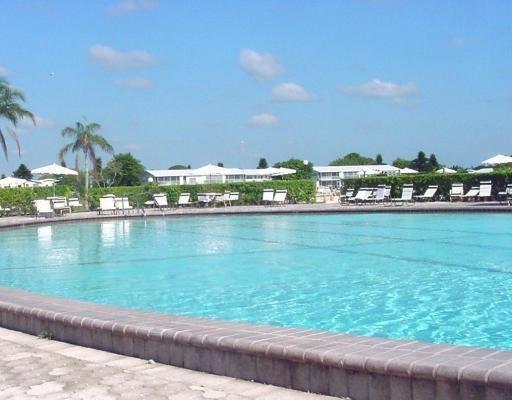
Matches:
[[0, 0, 511, 173]]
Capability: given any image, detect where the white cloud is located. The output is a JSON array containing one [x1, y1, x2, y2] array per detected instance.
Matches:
[[114, 77, 154, 89], [451, 36, 465, 48], [107, 0, 158, 15], [249, 113, 278, 127], [0, 65, 9, 76], [341, 79, 417, 104], [125, 143, 140, 150], [90, 44, 156, 69], [239, 49, 284, 79], [271, 83, 317, 102]]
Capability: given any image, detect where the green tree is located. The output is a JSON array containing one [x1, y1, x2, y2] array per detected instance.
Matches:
[[375, 154, 383, 165], [103, 153, 145, 186], [329, 152, 375, 166], [0, 78, 35, 160], [217, 162, 224, 167], [411, 151, 428, 172], [58, 121, 114, 207], [257, 158, 268, 169], [428, 153, 439, 171], [168, 164, 188, 170], [392, 158, 412, 169], [12, 163, 32, 180], [273, 158, 314, 180]]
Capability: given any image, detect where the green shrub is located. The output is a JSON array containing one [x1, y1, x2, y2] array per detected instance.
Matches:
[[343, 170, 512, 198], [0, 186, 75, 214]]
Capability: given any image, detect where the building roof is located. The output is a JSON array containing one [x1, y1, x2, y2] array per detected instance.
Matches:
[[313, 164, 400, 173], [146, 164, 296, 178]]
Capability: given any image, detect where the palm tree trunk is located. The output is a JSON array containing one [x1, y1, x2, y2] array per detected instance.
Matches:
[[84, 152, 89, 210]]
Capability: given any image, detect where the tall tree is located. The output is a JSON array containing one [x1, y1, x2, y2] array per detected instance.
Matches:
[[375, 154, 383, 165], [257, 158, 268, 169], [13, 163, 32, 180], [429, 153, 439, 171], [392, 158, 412, 169], [58, 121, 114, 206], [273, 158, 314, 180], [329, 152, 375, 166], [0, 78, 35, 160], [411, 151, 428, 172], [102, 153, 145, 186]]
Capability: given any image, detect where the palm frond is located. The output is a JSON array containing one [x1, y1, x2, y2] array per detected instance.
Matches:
[[0, 129, 8, 160], [89, 134, 114, 154], [6, 126, 20, 157], [58, 142, 74, 162]]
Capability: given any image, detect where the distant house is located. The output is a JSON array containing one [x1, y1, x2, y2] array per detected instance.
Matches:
[[314, 165, 401, 188], [0, 177, 37, 188], [145, 164, 296, 186]]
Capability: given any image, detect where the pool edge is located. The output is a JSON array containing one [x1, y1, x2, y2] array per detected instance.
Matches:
[[1, 286, 511, 400]]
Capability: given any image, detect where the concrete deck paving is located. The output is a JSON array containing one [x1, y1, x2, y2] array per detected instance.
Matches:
[[0, 327, 340, 400]]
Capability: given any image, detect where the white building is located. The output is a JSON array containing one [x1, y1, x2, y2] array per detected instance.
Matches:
[[146, 164, 296, 186], [314, 165, 401, 188], [0, 177, 37, 188]]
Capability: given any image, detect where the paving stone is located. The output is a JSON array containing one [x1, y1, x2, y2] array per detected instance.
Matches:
[[0, 327, 338, 399]]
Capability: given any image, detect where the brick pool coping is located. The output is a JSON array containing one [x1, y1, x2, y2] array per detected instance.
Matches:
[[1, 287, 512, 399], [1, 204, 512, 399], [0, 201, 511, 230]]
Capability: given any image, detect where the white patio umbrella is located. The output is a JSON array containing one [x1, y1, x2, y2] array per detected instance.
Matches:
[[481, 154, 512, 166], [436, 167, 457, 174], [400, 167, 418, 174], [31, 163, 78, 176], [31, 163, 79, 196]]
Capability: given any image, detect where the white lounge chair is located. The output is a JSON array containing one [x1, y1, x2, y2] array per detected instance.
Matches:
[[153, 193, 169, 210], [462, 186, 479, 201], [48, 197, 71, 215], [371, 185, 386, 203], [214, 192, 231, 207], [262, 189, 274, 205], [33, 199, 54, 218], [449, 183, 464, 202], [115, 197, 133, 213], [498, 184, 512, 205], [478, 181, 492, 201], [68, 198, 83, 208], [415, 185, 438, 201], [229, 192, 240, 205], [98, 196, 117, 215], [348, 188, 372, 204], [197, 193, 215, 207], [391, 184, 414, 205], [177, 193, 191, 207], [339, 188, 354, 204], [271, 189, 288, 206], [384, 186, 392, 203], [0, 205, 11, 216]]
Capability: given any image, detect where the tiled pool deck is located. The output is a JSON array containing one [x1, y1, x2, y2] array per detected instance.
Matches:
[[1, 202, 512, 399]]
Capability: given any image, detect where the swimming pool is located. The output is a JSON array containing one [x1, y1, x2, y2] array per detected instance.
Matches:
[[1, 213, 511, 350]]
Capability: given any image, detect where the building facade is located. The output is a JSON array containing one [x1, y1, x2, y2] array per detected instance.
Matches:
[[146, 164, 296, 186], [314, 165, 401, 188]]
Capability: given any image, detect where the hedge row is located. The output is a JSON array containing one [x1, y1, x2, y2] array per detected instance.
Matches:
[[343, 171, 512, 198], [0, 180, 316, 212], [0, 186, 76, 213], [89, 180, 316, 209]]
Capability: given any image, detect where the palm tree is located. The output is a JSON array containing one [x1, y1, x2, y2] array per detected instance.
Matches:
[[58, 121, 114, 207], [0, 78, 35, 159]]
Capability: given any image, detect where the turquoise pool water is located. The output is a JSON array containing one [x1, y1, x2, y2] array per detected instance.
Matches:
[[1, 213, 512, 349]]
